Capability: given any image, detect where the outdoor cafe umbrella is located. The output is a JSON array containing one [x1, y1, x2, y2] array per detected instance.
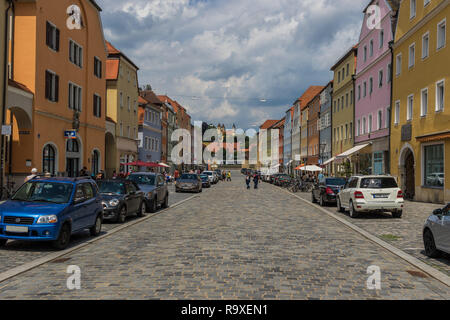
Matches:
[[294, 164, 305, 170], [158, 163, 170, 168], [300, 165, 323, 172]]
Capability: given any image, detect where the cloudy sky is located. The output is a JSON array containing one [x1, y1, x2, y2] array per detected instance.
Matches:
[[97, 0, 367, 130]]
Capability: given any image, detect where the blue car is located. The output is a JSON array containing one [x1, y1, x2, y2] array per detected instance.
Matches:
[[0, 177, 103, 250]]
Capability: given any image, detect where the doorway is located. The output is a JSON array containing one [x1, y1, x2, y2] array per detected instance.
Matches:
[[404, 150, 415, 200]]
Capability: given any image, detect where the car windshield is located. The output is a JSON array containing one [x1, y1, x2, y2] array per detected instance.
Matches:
[[200, 175, 208, 180], [204, 172, 212, 176], [97, 181, 125, 194], [128, 174, 156, 186], [180, 174, 197, 180], [325, 178, 347, 186], [360, 178, 398, 189], [11, 181, 73, 204]]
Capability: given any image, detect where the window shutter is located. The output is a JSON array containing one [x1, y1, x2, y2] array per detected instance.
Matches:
[[54, 74, 59, 102], [45, 71, 50, 100], [99, 97, 102, 117], [55, 28, 60, 51], [46, 22, 51, 47]]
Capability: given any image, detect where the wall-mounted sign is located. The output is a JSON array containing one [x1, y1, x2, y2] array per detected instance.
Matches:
[[401, 123, 412, 142], [64, 130, 77, 139], [1, 125, 11, 136], [66, 5, 83, 30]]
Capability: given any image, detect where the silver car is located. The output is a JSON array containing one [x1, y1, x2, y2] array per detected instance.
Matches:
[[423, 203, 450, 257]]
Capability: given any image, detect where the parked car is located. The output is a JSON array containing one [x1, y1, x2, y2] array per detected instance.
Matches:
[[311, 177, 347, 206], [274, 174, 290, 186], [175, 174, 202, 193], [127, 173, 169, 213], [269, 173, 283, 184], [97, 179, 145, 223], [200, 174, 211, 188], [203, 171, 218, 184], [0, 177, 103, 250], [215, 169, 224, 181], [336, 175, 404, 218], [423, 203, 450, 257]]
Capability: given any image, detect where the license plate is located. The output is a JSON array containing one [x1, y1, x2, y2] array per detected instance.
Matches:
[[373, 194, 389, 199], [5, 225, 29, 233]]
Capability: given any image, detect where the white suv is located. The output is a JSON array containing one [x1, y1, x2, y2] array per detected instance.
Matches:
[[336, 175, 404, 218]]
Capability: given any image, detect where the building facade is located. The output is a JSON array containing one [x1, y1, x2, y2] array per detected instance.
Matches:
[[391, 0, 449, 203], [283, 107, 293, 174], [307, 93, 321, 165], [0, 0, 6, 186], [8, 0, 107, 180], [354, 0, 398, 175], [137, 96, 161, 168], [105, 41, 139, 176], [331, 46, 357, 176], [319, 81, 333, 171], [291, 101, 301, 168]]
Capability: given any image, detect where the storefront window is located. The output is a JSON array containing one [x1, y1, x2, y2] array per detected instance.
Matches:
[[373, 152, 384, 175], [424, 144, 444, 188]]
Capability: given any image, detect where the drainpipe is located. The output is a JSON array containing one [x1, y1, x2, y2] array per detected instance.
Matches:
[[388, 39, 394, 175], [1, 0, 13, 191]]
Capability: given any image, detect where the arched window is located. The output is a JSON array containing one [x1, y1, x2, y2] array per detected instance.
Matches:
[[67, 139, 79, 153], [43, 144, 56, 175], [92, 150, 100, 175]]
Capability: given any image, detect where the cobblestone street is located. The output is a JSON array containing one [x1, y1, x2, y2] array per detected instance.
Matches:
[[0, 171, 449, 299]]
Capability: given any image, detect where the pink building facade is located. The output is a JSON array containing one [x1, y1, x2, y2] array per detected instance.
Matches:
[[354, 0, 397, 175]]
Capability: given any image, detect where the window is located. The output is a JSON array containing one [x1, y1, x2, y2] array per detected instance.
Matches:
[[369, 77, 373, 94], [45, 70, 59, 102], [423, 144, 444, 188], [357, 120, 361, 136], [364, 46, 367, 62], [436, 80, 445, 112], [409, 43, 415, 67], [363, 117, 367, 134], [127, 97, 130, 111], [358, 85, 361, 100], [94, 57, 102, 78], [68, 83, 82, 111], [346, 63, 349, 76], [67, 139, 79, 153], [346, 93, 348, 107], [369, 40, 374, 57], [92, 151, 100, 176], [377, 110, 382, 130], [386, 107, 391, 129], [43, 144, 56, 175], [379, 30, 384, 48], [69, 40, 83, 68], [407, 95, 414, 121], [342, 68, 345, 80], [422, 32, 429, 59], [368, 114, 373, 133], [437, 19, 446, 50], [345, 124, 348, 140], [350, 122, 353, 139], [120, 92, 123, 108], [127, 126, 130, 139], [93, 94, 101, 118], [379, 70, 383, 88], [350, 90, 353, 105], [46, 21, 60, 51], [396, 54, 402, 75], [120, 122, 123, 136], [338, 71, 341, 83], [410, 0, 416, 19], [341, 127, 344, 141], [421, 88, 428, 117], [394, 101, 400, 125], [387, 63, 392, 83], [363, 82, 367, 97]]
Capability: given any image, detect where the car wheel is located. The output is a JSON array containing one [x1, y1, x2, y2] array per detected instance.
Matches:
[[117, 206, 127, 223], [52, 223, 71, 250], [392, 210, 402, 219], [423, 229, 440, 258], [349, 201, 359, 218], [137, 202, 146, 217], [337, 197, 344, 213], [162, 194, 169, 209], [0, 239, 7, 247], [90, 214, 102, 236], [320, 195, 327, 207], [149, 198, 157, 213], [311, 192, 317, 203]]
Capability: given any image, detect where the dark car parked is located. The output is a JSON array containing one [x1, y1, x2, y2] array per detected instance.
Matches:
[[128, 173, 169, 213], [97, 180, 145, 223], [175, 174, 202, 193], [199, 174, 211, 188], [311, 177, 347, 206]]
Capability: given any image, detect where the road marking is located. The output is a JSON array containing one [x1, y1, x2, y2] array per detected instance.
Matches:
[[281, 188, 450, 288], [0, 194, 199, 284]]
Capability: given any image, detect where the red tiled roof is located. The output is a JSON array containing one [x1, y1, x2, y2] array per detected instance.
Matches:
[[105, 41, 139, 70], [141, 90, 163, 105], [138, 96, 148, 105], [105, 59, 119, 80], [260, 120, 279, 130], [273, 118, 285, 129], [296, 86, 325, 110]]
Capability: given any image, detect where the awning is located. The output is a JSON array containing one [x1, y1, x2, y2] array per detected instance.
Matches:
[[416, 131, 450, 143], [336, 143, 371, 159], [322, 157, 335, 166], [285, 160, 293, 166], [271, 164, 281, 169], [300, 165, 323, 172]]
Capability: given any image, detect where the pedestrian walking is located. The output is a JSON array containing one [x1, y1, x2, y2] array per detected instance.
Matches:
[[253, 173, 259, 189], [245, 174, 251, 189], [25, 168, 38, 183], [227, 171, 231, 181]]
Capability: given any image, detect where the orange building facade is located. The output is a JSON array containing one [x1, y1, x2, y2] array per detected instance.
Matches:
[[8, 0, 107, 180]]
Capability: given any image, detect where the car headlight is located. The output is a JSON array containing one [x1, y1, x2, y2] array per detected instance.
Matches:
[[109, 199, 120, 207], [37, 215, 58, 224]]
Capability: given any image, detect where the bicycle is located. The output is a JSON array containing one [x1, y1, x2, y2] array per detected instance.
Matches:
[[0, 180, 16, 201], [300, 182, 314, 193]]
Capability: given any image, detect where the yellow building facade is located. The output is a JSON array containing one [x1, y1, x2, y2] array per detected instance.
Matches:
[[330, 46, 357, 175], [8, 0, 107, 181], [105, 41, 139, 176], [391, 0, 449, 203]]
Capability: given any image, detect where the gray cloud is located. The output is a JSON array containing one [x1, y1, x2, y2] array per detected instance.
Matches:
[[97, 0, 366, 129]]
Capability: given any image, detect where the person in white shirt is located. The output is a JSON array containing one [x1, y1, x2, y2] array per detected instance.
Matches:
[[25, 168, 38, 183]]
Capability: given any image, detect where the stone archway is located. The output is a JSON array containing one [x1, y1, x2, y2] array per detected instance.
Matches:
[[399, 144, 415, 200]]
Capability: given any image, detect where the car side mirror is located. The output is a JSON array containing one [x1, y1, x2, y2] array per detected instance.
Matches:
[[433, 208, 443, 216]]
